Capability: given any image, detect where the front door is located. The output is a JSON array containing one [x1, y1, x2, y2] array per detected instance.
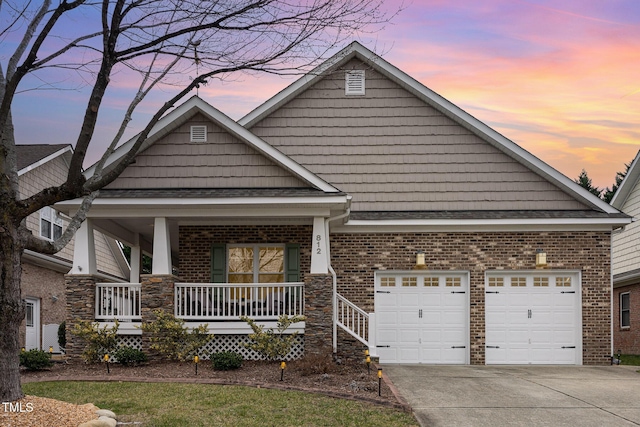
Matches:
[[25, 297, 40, 350]]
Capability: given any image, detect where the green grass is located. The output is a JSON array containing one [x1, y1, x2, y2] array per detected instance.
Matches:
[[23, 381, 417, 427], [619, 354, 640, 366]]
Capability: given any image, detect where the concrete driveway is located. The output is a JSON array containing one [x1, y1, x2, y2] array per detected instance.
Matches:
[[383, 365, 640, 426]]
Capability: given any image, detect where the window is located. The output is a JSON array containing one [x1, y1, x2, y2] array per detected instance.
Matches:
[[621, 292, 630, 328], [556, 277, 572, 287], [345, 70, 365, 95], [190, 125, 207, 142], [228, 245, 284, 283], [40, 206, 63, 241]]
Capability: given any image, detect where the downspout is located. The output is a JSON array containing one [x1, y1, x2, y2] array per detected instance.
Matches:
[[610, 223, 629, 360], [325, 196, 352, 356]]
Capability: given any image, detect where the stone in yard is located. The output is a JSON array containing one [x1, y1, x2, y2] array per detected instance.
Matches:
[[96, 409, 117, 419]]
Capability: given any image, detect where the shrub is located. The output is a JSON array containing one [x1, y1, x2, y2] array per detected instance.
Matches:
[[139, 310, 213, 361], [113, 346, 148, 366], [58, 321, 66, 351], [211, 351, 243, 370], [298, 350, 336, 376], [19, 349, 54, 370], [241, 315, 305, 361], [71, 319, 120, 363]]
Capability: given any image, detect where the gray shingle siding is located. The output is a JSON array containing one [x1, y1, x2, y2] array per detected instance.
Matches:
[[249, 59, 587, 212]]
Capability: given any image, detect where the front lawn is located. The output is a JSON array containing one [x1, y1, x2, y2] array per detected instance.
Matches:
[[620, 354, 640, 366], [23, 381, 417, 427]]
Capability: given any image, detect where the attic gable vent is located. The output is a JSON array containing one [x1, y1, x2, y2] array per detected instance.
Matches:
[[345, 70, 365, 95], [190, 125, 207, 142]]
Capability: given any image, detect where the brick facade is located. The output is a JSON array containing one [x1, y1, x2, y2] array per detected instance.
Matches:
[[613, 283, 640, 354], [20, 262, 66, 349], [178, 225, 312, 282], [330, 231, 612, 365]]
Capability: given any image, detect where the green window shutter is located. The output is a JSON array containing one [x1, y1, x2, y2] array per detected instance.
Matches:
[[210, 243, 226, 283], [285, 244, 300, 282]]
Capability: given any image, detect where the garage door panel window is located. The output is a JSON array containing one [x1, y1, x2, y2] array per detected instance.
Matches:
[[488, 277, 504, 287], [533, 277, 549, 287], [511, 277, 526, 287], [446, 277, 461, 287], [556, 277, 572, 287], [424, 277, 439, 287], [380, 277, 396, 287], [402, 277, 417, 287], [621, 292, 630, 328]]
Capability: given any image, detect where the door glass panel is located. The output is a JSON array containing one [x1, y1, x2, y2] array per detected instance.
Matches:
[[26, 302, 34, 327]]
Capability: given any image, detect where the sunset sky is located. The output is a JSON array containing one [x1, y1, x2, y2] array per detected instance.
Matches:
[[8, 0, 640, 191]]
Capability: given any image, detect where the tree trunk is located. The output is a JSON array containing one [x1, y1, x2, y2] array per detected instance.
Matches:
[[0, 221, 26, 402]]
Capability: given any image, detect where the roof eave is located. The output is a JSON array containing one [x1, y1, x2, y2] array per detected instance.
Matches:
[[611, 149, 640, 209]]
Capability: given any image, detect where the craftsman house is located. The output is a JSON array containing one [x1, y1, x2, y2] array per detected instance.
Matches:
[[612, 150, 640, 355], [57, 42, 630, 365], [17, 144, 128, 352]]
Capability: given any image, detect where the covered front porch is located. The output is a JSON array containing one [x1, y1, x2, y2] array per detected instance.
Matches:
[[57, 189, 368, 359]]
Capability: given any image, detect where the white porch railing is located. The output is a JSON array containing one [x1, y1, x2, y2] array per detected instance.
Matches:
[[175, 282, 304, 321], [95, 283, 141, 321], [336, 293, 370, 346]]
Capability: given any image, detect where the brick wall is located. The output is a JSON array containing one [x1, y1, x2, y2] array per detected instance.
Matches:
[[178, 225, 312, 282], [613, 283, 640, 355], [330, 231, 612, 365], [20, 262, 66, 348]]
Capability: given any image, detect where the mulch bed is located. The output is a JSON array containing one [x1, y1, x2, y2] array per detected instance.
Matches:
[[21, 357, 411, 411]]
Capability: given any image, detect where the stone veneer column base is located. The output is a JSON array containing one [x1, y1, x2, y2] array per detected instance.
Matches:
[[65, 274, 99, 362], [140, 274, 178, 358], [304, 274, 333, 356]]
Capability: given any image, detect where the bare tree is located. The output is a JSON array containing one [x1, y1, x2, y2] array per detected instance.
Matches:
[[0, 0, 391, 401]]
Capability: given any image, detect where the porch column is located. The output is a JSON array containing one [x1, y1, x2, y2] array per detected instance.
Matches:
[[140, 274, 177, 359], [152, 217, 172, 275], [69, 219, 96, 275], [304, 274, 333, 355], [130, 233, 142, 283], [310, 217, 328, 274], [64, 274, 98, 361]]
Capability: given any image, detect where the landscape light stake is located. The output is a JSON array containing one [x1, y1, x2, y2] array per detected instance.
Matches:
[[366, 355, 371, 375], [194, 355, 199, 375], [280, 361, 286, 381], [378, 368, 383, 396], [104, 354, 110, 374], [49, 346, 53, 354]]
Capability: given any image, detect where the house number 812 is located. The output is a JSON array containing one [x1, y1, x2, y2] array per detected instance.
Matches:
[[316, 234, 322, 255]]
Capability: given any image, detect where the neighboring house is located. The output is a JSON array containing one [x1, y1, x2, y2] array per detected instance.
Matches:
[[57, 42, 630, 365], [612, 150, 640, 355], [18, 144, 129, 352]]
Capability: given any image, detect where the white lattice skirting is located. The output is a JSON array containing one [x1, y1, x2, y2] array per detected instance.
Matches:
[[116, 334, 305, 361]]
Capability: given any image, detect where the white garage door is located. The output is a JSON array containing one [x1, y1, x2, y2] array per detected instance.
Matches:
[[375, 272, 469, 364], [485, 271, 581, 365]]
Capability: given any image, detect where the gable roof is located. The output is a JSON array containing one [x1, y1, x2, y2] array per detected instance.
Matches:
[[240, 42, 619, 215], [17, 144, 72, 175], [87, 96, 339, 193], [611, 149, 640, 210]]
